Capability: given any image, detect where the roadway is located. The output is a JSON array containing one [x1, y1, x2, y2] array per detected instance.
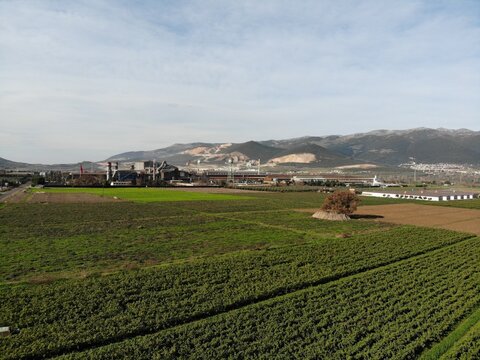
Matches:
[[0, 182, 30, 203]]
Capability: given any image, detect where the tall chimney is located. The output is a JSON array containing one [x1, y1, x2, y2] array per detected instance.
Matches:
[[107, 162, 112, 181]]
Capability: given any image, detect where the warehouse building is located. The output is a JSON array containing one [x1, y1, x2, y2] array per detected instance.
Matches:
[[361, 190, 478, 201]]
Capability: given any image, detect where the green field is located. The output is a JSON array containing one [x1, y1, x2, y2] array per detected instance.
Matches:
[[32, 187, 250, 202], [33, 186, 480, 209], [1, 189, 479, 359]]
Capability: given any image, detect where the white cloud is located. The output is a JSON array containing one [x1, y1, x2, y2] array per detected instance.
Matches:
[[0, 0, 479, 163]]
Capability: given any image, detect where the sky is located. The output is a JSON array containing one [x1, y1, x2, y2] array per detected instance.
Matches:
[[1, 0, 479, 163]]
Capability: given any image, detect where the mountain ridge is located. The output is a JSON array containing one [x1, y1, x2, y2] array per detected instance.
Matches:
[[2, 128, 480, 169], [106, 127, 480, 166]]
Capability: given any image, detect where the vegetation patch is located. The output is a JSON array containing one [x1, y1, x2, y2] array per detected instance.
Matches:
[[33, 187, 251, 202], [50, 239, 480, 359], [420, 305, 480, 359], [0, 228, 472, 359], [1, 191, 479, 359]]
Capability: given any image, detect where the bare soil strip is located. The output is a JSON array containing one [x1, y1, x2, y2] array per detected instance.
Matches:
[[0, 184, 30, 203], [26, 192, 122, 204]]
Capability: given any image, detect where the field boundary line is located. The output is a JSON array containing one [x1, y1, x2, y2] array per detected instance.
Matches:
[[206, 212, 317, 236], [419, 303, 480, 360], [46, 235, 478, 359], [198, 211, 395, 239]]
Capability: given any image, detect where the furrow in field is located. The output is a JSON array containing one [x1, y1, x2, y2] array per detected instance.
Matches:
[[419, 305, 480, 359]]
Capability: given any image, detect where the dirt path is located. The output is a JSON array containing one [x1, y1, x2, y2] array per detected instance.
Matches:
[[355, 204, 480, 236], [28, 192, 123, 203], [4, 191, 122, 204], [0, 183, 30, 203]]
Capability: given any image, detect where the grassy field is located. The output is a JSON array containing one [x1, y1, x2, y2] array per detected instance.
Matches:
[[1, 189, 479, 359], [32, 187, 250, 202], [31, 186, 480, 208], [0, 201, 390, 283]]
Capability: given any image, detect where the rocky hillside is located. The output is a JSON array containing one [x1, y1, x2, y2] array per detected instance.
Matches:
[[107, 140, 361, 167], [107, 128, 480, 167], [3, 128, 479, 169]]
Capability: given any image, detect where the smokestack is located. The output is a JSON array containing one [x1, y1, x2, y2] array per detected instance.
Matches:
[[107, 162, 112, 181], [153, 159, 156, 182]]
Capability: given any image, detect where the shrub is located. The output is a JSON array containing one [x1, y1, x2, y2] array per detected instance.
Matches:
[[321, 190, 359, 215]]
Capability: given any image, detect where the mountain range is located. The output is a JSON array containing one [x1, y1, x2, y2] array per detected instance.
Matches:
[[0, 157, 101, 172], [107, 128, 480, 167], [2, 128, 480, 170]]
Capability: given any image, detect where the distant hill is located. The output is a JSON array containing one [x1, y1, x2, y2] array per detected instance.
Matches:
[[0, 157, 30, 169], [107, 140, 359, 167], [3, 128, 480, 170], [321, 128, 480, 165], [269, 144, 358, 167], [106, 128, 480, 167], [219, 141, 281, 162], [0, 157, 102, 172]]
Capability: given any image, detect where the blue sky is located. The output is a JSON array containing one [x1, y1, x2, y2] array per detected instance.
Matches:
[[1, 0, 479, 163]]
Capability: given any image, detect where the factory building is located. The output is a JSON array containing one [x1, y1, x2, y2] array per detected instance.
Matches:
[[106, 161, 190, 186], [292, 174, 376, 186], [201, 171, 266, 184]]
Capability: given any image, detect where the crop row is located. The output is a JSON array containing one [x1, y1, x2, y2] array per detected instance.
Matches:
[[442, 320, 480, 359], [0, 227, 471, 359], [57, 238, 480, 359]]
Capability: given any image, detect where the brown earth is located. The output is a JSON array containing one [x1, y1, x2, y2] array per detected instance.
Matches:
[[353, 204, 480, 235], [297, 204, 480, 235], [2, 190, 29, 203]]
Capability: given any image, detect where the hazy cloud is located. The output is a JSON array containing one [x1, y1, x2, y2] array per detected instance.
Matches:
[[1, 0, 479, 162]]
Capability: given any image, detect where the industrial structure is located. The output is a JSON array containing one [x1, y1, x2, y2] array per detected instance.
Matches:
[[361, 189, 479, 201], [41, 161, 191, 187], [291, 174, 377, 186], [201, 170, 267, 184], [39, 164, 402, 188], [105, 161, 191, 186]]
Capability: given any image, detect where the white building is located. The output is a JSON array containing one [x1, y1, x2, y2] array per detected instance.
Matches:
[[361, 190, 478, 202]]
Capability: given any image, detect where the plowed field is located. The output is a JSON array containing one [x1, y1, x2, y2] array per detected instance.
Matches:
[[356, 204, 480, 235]]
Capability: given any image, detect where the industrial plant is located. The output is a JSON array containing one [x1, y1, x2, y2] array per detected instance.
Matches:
[[34, 160, 386, 188]]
